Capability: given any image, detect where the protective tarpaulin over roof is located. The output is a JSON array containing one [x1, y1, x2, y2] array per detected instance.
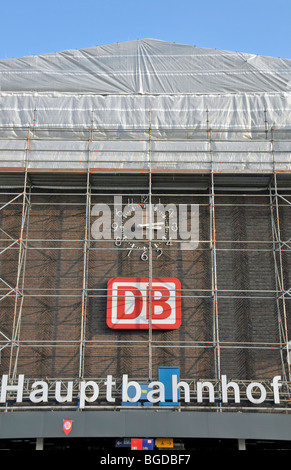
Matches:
[[0, 39, 290, 172], [1, 38, 291, 94]]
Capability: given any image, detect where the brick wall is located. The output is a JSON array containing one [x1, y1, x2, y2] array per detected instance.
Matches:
[[0, 187, 290, 383]]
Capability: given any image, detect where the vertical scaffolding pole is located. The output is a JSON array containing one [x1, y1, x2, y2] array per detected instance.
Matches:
[[208, 121, 221, 385], [78, 115, 92, 379], [10, 188, 31, 381], [148, 105, 153, 381], [210, 171, 220, 382], [269, 122, 290, 381], [269, 174, 290, 381], [8, 127, 31, 380]]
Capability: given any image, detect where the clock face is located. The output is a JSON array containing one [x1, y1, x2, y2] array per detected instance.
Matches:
[[91, 196, 199, 257], [114, 196, 175, 261]]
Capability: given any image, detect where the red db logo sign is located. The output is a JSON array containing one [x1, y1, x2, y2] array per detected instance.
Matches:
[[107, 277, 181, 329]]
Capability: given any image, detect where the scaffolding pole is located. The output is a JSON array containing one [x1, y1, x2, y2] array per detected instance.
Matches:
[[148, 106, 153, 381], [270, 176, 290, 381], [208, 118, 221, 385], [8, 127, 31, 380], [78, 118, 93, 379]]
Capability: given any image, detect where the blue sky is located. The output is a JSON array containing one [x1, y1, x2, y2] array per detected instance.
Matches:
[[0, 0, 290, 60]]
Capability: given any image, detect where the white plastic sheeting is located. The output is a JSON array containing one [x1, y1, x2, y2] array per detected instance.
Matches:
[[0, 39, 290, 171], [1, 38, 291, 95]]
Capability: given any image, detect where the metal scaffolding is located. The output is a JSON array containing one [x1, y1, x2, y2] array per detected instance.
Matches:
[[0, 120, 290, 412]]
